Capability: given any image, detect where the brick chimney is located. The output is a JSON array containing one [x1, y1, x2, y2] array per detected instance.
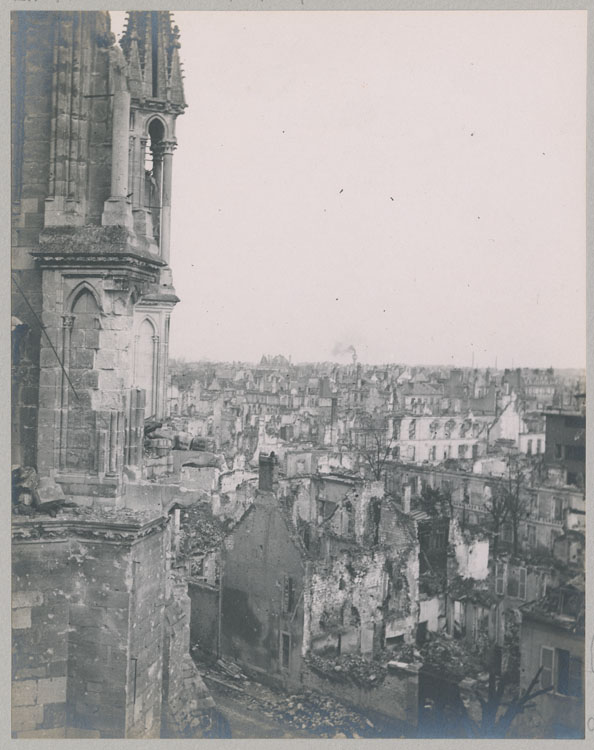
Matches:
[[258, 451, 279, 492]]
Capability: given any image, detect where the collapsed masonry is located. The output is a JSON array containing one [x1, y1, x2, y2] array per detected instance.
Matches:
[[183, 454, 443, 729], [183, 451, 556, 733]]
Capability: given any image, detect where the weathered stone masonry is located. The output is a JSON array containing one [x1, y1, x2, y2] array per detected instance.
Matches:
[[11, 11, 210, 739], [12, 513, 167, 738]]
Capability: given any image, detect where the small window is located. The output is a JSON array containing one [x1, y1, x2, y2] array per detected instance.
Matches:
[[281, 632, 290, 669], [507, 570, 519, 598], [556, 649, 573, 695], [408, 420, 416, 440], [302, 526, 311, 550], [567, 656, 582, 697], [541, 646, 554, 689], [527, 525, 536, 548], [527, 440, 532, 455], [282, 576, 295, 613], [553, 497, 563, 523], [518, 567, 527, 600], [536, 439, 542, 454], [495, 563, 505, 596]]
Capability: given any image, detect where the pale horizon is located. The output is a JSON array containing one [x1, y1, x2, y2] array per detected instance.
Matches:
[[112, 10, 587, 370]]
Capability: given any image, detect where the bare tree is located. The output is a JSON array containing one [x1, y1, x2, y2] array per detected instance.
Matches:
[[461, 665, 553, 738], [355, 411, 394, 481], [484, 482, 509, 558], [501, 458, 528, 556]]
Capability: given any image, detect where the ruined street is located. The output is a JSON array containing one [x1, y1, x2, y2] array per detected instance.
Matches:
[[198, 658, 412, 739]]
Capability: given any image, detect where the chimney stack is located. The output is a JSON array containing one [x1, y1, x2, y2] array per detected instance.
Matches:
[[403, 485, 411, 514], [259, 451, 279, 492]]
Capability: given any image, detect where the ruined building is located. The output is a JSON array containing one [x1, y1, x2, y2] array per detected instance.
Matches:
[[218, 454, 420, 684], [11, 11, 215, 738]]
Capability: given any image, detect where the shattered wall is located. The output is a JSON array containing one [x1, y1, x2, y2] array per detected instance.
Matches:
[[306, 542, 417, 658], [449, 519, 489, 580], [418, 597, 445, 633], [378, 499, 420, 641], [180, 464, 220, 492], [211, 479, 256, 524], [307, 551, 385, 657]]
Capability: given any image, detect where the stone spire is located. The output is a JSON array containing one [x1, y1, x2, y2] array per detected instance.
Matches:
[[120, 11, 186, 108]]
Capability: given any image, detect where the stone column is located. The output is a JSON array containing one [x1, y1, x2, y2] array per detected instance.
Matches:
[[151, 334, 160, 418], [107, 411, 118, 476], [150, 144, 164, 244], [59, 315, 75, 471], [101, 90, 133, 228], [127, 136, 135, 202], [160, 141, 176, 265], [138, 138, 148, 208], [111, 90, 131, 198], [161, 315, 171, 418]]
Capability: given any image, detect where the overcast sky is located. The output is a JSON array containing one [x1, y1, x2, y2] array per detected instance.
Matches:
[[111, 10, 586, 368]]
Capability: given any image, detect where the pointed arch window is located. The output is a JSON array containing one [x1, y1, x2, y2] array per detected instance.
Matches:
[[64, 289, 100, 472], [135, 318, 158, 418], [144, 117, 165, 242]]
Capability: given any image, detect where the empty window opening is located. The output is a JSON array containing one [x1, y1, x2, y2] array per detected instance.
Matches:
[[386, 634, 404, 650], [281, 632, 290, 669]]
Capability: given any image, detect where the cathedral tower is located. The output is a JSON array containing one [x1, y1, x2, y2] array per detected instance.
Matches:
[[11, 13, 213, 739], [11, 11, 186, 502]]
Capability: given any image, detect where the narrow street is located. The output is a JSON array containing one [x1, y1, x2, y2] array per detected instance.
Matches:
[[199, 659, 412, 739], [204, 685, 312, 738]]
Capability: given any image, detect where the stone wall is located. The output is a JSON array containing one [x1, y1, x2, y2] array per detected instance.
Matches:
[[11, 12, 115, 469], [12, 513, 168, 739], [188, 580, 220, 659], [125, 527, 167, 738], [307, 550, 390, 657], [12, 537, 70, 738], [516, 617, 584, 738], [301, 660, 420, 730], [220, 500, 306, 683], [162, 575, 215, 737]]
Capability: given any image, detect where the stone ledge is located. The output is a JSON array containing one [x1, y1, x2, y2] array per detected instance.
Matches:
[[12, 510, 168, 544]]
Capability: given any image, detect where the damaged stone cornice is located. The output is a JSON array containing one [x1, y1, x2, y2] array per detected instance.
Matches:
[[138, 291, 181, 305], [34, 227, 165, 279], [12, 512, 169, 544]]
